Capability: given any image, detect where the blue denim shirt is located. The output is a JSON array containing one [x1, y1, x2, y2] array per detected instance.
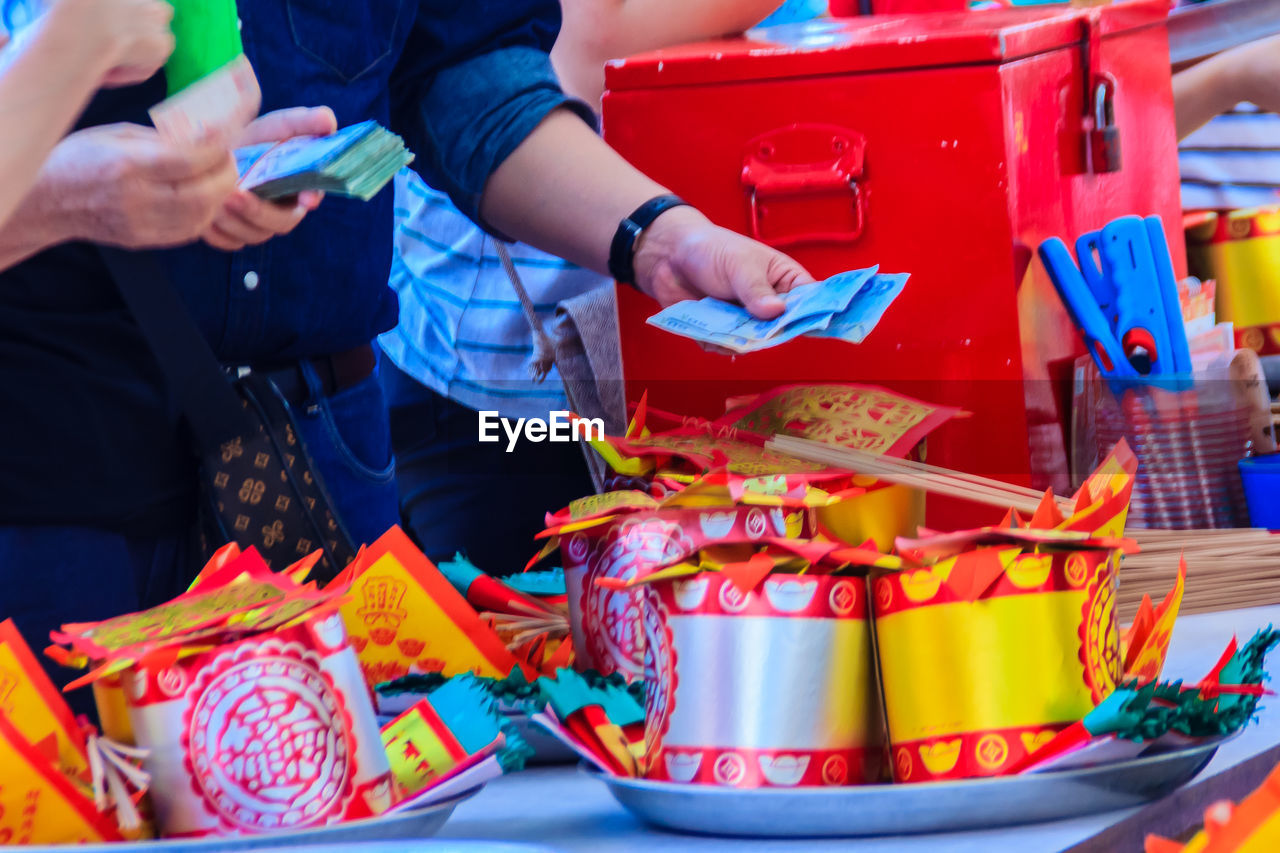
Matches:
[[159, 0, 594, 362], [0, 0, 593, 531]]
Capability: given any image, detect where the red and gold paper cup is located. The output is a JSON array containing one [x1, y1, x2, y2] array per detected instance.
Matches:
[[122, 613, 394, 838], [816, 481, 923, 552], [1186, 207, 1280, 355], [641, 572, 884, 788], [872, 548, 1120, 783], [562, 505, 810, 681]]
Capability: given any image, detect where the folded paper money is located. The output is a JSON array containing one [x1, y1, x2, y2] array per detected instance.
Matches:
[[647, 266, 908, 352], [236, 120, 414, 201], [376, 666, 639, 769], [528, 669, 644, 777]]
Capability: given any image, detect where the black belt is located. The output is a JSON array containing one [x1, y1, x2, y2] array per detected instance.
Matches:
[[244, 344, 377, 407]]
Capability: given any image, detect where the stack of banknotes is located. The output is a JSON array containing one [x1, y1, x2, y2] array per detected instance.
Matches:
[[235, 120, 414, 202], [647, 266, 908, 353]]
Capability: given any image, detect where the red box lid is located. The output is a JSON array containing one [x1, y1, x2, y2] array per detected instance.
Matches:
[[603, 0, 1171, 90]]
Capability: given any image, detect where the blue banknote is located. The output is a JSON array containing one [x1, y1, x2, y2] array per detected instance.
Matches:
[[647, 266, 907, 353]]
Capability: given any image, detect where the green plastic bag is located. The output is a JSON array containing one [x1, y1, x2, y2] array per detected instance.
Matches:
[[164, 0, 243, 95]]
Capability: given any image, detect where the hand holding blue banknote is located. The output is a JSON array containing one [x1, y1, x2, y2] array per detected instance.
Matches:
[[631, 206, 814, 319], [647, 266, 909, 353]]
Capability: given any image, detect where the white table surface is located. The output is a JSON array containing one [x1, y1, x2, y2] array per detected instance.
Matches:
[[437, 604, 1280, 853]]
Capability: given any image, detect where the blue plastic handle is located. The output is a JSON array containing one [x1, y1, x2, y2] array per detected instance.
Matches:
[[1074, 231, 1116, 322], [1143, 215, 1194, 375], [1039, 238, 1136, 381], [1098, 216, 1178, 376]]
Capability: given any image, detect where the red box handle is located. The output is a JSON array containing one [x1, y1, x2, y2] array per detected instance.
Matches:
[[740, 123, 867, 248]]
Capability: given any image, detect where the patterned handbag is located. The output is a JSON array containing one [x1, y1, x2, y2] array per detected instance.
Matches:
[[100, 248, 357, 582]]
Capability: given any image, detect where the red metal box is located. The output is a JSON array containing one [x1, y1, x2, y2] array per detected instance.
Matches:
[[601, 1, 1183, 526]]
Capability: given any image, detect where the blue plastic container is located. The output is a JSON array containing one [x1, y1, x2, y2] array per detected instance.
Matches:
[[1239, 455, 1280, 529]]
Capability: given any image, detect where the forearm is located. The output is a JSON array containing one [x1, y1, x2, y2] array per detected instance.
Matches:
[[0, 14, 114, 226], [0, 181, 75, 271], [554, 0, 781, 102], [479, 107, 673, 274], [0, 139, 97, 271], [1173, 55, 1244, 140]]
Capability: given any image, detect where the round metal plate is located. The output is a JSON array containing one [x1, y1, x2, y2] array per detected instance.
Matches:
[[593, 741, 1221, 838], [56, 788, 481, 852]]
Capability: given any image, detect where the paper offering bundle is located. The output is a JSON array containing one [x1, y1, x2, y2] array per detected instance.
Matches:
[[0, 622, 132, 844], [600, 538, 900, 788], [49, 546, 396, 839], [872, 444, 1141, 783], [331, 528, 534, 687], [120, 616, 395, 836], [536, 383, 961, 683]]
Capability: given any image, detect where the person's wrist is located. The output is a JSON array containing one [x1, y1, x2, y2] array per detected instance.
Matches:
[[34, 143, 97, 245], [631, 205, 709, 297], [42, 3, 120, 80]]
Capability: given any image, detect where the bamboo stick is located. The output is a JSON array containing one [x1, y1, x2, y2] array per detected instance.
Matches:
[[765, 435, 1278, 557], [768, 435, 1069, 515]]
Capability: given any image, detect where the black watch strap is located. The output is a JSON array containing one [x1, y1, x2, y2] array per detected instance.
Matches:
[[608, 194, 691, 285]]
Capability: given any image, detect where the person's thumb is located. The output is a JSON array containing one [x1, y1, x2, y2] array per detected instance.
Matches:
[[733, 263, 788, 319], [239, 106, 338, 146]]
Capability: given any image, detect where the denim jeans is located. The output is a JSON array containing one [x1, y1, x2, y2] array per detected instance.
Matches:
[[0, 526, 197, 717], [380, 360, 594, 573], [291, 360, 401, 552]]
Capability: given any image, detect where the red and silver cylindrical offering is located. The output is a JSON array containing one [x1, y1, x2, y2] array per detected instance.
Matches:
[[642, 571, 884, 788], [123, 613, 394, 838], [563, 505, 807, 681]]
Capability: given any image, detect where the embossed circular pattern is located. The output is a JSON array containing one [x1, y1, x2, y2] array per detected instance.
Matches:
[[583, 520, 689, 679], [1081, 561, 1120, 704], [642, 592, 676, 765], [185, 647, 352, 832]]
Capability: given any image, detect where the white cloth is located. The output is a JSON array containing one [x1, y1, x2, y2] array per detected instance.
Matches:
[[380, 169, 609, 420], [1180, 104, 1280, 210]]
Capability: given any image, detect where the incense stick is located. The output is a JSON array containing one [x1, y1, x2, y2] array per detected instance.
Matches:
[[765, 435, 1278, 562], [768, 435, 1072, 515]]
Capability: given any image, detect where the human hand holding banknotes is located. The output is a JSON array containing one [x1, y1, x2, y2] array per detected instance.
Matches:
[[200, 106, 339, 252], [632, 205, 814, 319], [647, 264, 909, 353]]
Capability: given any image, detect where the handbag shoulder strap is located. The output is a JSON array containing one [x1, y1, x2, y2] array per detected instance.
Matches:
[[493, 239, 610, 492], [493, 239, 561, 385], [98, 246, 254, 453]]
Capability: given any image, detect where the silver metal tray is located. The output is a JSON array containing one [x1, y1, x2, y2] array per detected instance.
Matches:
[[26, 788, 480, 852], [594, 741, 1221, 838]]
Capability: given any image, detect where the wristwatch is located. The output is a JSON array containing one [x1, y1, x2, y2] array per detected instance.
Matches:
[[607, 194, 691, 286]]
